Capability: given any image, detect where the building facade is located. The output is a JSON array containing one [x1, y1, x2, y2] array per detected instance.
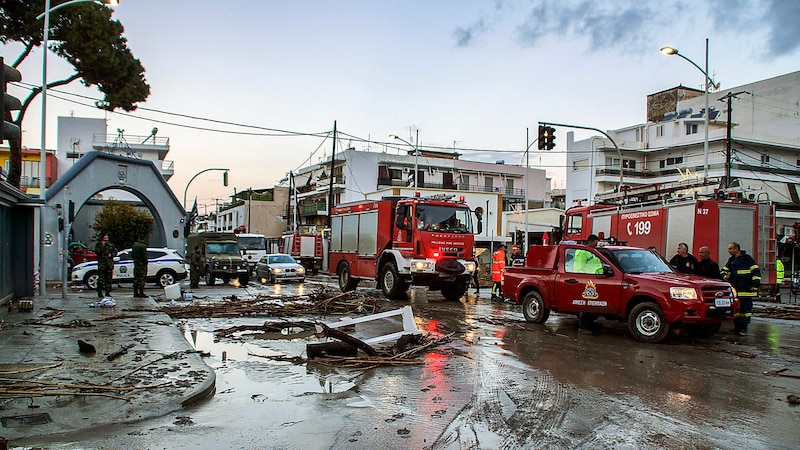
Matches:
[[566, 70, 800, 237]]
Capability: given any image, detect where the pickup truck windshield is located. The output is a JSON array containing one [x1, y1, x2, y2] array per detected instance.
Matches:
[[415, 205, 473, 234], [607, 248, 673, 274]]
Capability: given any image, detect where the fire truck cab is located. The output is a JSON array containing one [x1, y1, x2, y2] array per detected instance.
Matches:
[[329, 195, 480, 301]]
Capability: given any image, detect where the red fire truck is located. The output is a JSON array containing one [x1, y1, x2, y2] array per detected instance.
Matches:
[[563, 179, 777, 295], [329, 195, 481, 301], [280, 232, 324, 274]]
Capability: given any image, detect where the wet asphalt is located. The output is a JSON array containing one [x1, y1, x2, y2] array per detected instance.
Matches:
[[3, 277, 800, 449]]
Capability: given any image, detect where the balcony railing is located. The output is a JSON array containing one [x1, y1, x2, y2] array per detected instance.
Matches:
[[377, 178, 524, 196], [300, 203, 328, 215]]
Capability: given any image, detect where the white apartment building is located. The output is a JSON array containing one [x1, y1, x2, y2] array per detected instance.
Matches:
[[567, 70, 800, 236]]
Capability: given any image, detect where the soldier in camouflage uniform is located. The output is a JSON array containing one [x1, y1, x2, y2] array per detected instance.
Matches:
[[132, 235, 148, 297], [94, 234, 117, 297], [190, 245, 203, 289]]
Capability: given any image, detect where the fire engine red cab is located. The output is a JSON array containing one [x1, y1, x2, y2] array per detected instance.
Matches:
[[329, 195, 480, 301]]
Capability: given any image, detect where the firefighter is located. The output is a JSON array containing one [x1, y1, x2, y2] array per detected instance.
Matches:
[[776, 258, 785, 303], [669, 243, 698, 274], [695, 246, 720, 279], [94, 234, 116, 298], [721, 241, 760, 336], [132, 235, 148, 298], [491, 244, 506, 300]]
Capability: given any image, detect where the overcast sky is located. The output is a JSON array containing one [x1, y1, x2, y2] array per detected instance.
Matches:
[[6, 0, 800, 210]]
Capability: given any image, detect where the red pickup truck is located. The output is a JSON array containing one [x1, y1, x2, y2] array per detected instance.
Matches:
[[502, 243, 738, 343]]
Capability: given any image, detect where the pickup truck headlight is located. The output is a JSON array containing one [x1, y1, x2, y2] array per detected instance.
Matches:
[[670, 287, 698, 300]]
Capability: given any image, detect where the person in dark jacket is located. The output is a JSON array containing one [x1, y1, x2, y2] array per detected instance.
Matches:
[[94, 234, 117, 297], [132, 235, 148, 297], [695, 246, 720, 279], [721, 241, 761, 336], [669, 243, 698, 274], [190, 245, 203, 289]]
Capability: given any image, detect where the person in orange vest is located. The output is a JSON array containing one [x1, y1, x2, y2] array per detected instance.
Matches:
[[491, 244, 507, 300]]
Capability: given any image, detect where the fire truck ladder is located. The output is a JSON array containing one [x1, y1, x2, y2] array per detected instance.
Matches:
[[594, 178, 719, 204]]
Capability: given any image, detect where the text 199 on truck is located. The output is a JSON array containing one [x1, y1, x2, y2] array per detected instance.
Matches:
[[329, 195, 481, 301]]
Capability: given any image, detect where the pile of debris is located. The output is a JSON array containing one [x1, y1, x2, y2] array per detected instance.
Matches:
[[161, 287, 382, 319], [752, 304, 800, 320]]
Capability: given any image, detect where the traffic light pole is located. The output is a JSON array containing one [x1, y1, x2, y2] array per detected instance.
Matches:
[[539, 121, 624, 190], [183, 168, 230, 211]]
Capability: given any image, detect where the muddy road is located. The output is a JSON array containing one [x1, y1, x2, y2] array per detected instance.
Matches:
[[33, 278, 800, 449]]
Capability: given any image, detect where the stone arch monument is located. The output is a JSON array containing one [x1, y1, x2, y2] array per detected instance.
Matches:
[[44, 152, 186, 281]]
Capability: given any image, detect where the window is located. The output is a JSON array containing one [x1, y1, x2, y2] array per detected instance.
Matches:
[[505, 178, 514, 193], [459, 174, 470, 189], [659, 156, 684, 168], [573, 159, 589, 171], [655, 125, 664, 138], [485, 176, 494, 192], [566, 248, 603, 274], [607, 157, 636, 170], [389, 168, 402, 180], [622, 159, 636, 169], [686, 124, 698, 135]]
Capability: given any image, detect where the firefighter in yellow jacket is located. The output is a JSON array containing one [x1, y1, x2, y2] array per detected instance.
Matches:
[[721, 242, 760, 336]]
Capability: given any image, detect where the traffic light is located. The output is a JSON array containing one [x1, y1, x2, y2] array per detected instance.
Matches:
[[544, 126, 556, 150], [68, 200, 75, 222], [537, 125, 546, 150], [223, 171, 229, 186], [1, 58, 22, 143]]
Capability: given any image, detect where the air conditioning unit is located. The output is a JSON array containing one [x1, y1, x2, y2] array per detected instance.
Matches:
[[402, 167, 410, 174], [429, 167, 438, 175]]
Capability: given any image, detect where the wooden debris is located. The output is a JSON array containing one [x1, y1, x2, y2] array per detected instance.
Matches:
[[307, 341, 358, 358], [764, 367, 789, 376], [716, 349, 756, 358], [308, 333, 455, 369], [161, 286, 381, 319], [787, 395, 800, 404], [752, 304, 800, 320], [315, 321, 377, 356]]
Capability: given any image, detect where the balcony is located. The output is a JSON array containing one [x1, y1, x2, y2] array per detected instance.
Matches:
[[300, 203, 328, 216]]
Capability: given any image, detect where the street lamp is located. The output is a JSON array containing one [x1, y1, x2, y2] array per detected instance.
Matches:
[[660, 39, 719, 180], [390, 132, 420, 188], [35, 0, 119, 297], [184, 168, 230, 211]]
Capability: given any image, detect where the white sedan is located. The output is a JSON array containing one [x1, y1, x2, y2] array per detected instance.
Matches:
[[71, 247, 188, 290], [256, 253, 306, 284]]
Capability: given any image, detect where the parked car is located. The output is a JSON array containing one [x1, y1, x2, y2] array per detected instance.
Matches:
[[71, 248, 188, 290], [256, 253, 306, 284]]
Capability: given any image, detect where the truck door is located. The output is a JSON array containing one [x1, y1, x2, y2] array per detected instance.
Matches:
[[557, 247, 623, 315]]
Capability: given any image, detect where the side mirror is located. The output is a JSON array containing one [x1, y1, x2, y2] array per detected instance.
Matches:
[[602, 264, 614, 277], [113, 256, 120, 262]]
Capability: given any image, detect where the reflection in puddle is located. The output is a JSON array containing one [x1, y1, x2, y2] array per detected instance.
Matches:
[[181, 322, 356, 397]]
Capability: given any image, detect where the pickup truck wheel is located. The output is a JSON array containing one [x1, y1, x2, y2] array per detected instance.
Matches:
[[522, 291, 550, 323], [205, 270, 216, 286], [441, 277, 468, 301], [337, 262, 359, 292], [685, 322, 721, 338], [380, 261, 407, 300], [628, 302, 669, 343]]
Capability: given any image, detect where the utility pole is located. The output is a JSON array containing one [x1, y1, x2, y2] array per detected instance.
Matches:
[[327, 120, 337, 229], [719, 91, 748, 189]]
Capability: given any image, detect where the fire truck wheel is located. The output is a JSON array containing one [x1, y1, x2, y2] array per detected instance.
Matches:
[[522, 291, 550, 323], [684, 322, 721, 338], [441, 277, 468, 301], [380, 261, 407, 300], [337, 262, 359, 292], [628, 302, 669, 343]]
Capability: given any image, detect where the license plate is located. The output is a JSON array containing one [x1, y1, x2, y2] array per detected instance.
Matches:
[[715, 298, 731, 307]]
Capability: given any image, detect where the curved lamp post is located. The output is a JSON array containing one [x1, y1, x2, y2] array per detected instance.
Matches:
[[660, 39, 719, 180], [183, 168, 230, 211], [390, 133, 420, 188], [36, 0, 119, 297]]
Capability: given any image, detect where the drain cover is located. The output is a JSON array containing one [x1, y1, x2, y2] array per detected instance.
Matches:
[[1, 413, 53, 427]]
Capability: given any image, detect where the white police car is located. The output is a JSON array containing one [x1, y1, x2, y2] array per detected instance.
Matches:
[[71, 247, 188, 290]]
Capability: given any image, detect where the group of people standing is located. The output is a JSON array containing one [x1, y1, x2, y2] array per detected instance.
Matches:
[[667, 242, 762, 336], [486, 243, 526, 300], [93, 233, 148, 298]]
